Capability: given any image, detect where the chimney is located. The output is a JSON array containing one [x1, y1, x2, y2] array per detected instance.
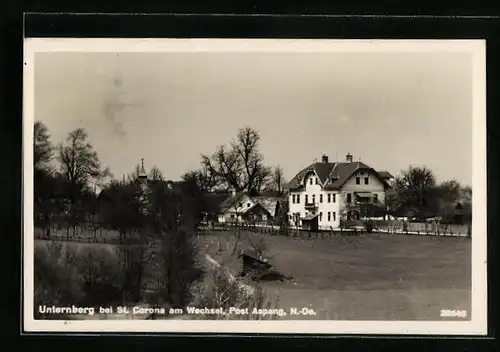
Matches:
[[321, 154, 329, 163], [346, 153, 353, 163]]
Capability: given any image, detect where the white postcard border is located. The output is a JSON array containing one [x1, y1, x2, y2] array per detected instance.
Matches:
[[23, 38, 487, 335]]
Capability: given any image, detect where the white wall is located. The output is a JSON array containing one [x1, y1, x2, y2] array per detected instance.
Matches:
[[341, 170, 386, 205], [316, 192, 341, 229], [288, 172, 341, 229], [218, 194, 256, 223], [288, 169, 389, 229]]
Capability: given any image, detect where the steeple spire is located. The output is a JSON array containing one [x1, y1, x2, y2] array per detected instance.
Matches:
[[138, 158, 147, 179]]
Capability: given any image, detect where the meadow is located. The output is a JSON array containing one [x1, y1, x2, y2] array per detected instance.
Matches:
[[198, 230, 471, 320], [33, 228, 471, 321]]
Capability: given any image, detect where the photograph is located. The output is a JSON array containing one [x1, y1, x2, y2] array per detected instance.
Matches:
[[23, 38, 487, 335]]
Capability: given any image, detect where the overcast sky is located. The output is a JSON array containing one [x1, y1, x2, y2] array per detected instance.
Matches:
[[34, 49, 473, 186]]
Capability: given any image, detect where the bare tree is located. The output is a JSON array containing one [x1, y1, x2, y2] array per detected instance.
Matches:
[[202, 146, 241, 191], [268, 166, 285, 194], [182, 163, 219, 192], [149, 166, 164, 181], [34, 121, 58, 237], [58, 128, 111, 191], [199, 127, 272, 193], [34, 121, 54, 171], [233, 127, 273, 193], [58, 128, 111, 235]]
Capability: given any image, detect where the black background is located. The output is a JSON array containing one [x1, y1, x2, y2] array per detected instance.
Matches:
[[2, 3, 499, 351]]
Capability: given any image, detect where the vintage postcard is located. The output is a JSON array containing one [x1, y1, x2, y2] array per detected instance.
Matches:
[[23, 38, 487, 335]]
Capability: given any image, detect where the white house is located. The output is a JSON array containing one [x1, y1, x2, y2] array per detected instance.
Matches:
[[217, 191, 283, 224], [285, 153, 392, 230]]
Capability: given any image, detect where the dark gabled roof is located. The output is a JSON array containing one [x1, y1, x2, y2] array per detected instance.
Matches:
[[284, 162, 335, 190], [218, 192, 247, 213], [285, 161, 391, 191], [391, 205, 437, 219], [377, 171, 394, 179], [256, 190, 285, 198], [241, 202, 271, 216], [251, 196, 282, 217], [217, 191, 285, 215]]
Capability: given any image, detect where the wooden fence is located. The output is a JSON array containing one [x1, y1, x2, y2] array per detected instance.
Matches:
[[355, 220, 470, 237], [34, 218, 471, 245], [198, 220, 471, 238], [34, 224, 151, 245]]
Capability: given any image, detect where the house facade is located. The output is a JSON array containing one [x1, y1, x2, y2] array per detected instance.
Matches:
[[217, 191, 283, 225], [285, 153, 392, 230]]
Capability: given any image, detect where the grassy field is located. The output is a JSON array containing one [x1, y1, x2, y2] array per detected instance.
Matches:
[[198, 230, 471, 320], [33, 229, 471, 321]]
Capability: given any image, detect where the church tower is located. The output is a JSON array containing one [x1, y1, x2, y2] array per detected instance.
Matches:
[[138, 158, 148, 186], [137, 158, 150, 215]]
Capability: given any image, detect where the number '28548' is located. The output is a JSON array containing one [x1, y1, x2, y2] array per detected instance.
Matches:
[[440, 309, 467, 318]]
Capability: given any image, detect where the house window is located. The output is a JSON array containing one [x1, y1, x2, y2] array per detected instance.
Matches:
[[315, 177, 319, 185], [312, 194, 316, 203], [231, 214, 235, 218], [305, 194, 309, 204], [327, 193, 331, 203], [297, 195, 300, 203], [364, 177, 369, 185], [247, 203, 251, 207], [346, 193, 352, 203], [310, 178, 313, 185], [320, 212, 323, 221], [332, 194, 336, 203], [327, 212, 331, 221], [292, 195, 296, 204], [320, 194, 323, 203], [360, 171, 364, 176], [356, 177, 360, 185], [374, 194, 378, 204], [333, 212, 336, 221], [239, 203, 243, 207]]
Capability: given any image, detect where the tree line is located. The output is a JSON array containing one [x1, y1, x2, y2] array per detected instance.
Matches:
[[34, 121, 205, 242], [34, 121, 471, 240], [181, 125, 472, 225], [384, 166, 472, 224], [181, 126, 285, 195], [34, 121, 205, 313]]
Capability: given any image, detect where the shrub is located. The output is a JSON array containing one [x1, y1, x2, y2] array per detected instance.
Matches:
[[34, 242, 83, 319], [363, 220, 374, 233], [34, 242, 130, 319], [191, 265, 279, 320], [157, 228, 205, 309], [77, 246, 124, 306]]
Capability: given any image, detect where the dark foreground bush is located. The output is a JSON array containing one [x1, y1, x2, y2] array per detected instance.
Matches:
[[190, 265, 280, 320], [34, 242, 84, 319], [77, 247, 123, 306], [363, 220, 374, 233], [156, 228, 204, 308], [34, 242, 124, 318], [34, 228, 205, 319]]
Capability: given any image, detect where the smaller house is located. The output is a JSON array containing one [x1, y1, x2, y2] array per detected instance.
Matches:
[[440, 201, 471, 225], [217, 191, 284, 224], [377, 171, 395, 186]]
